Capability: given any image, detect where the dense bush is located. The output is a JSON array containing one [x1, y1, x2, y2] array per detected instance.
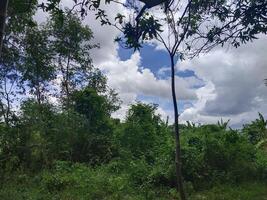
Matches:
[[181, 126, 258, 189], [0, 102, 266, 199]]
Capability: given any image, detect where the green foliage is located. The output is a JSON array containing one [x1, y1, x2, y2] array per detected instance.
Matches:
[[0, 161, 266, 200], [0, 0, 38, 125], [1, 100, 267, 199], [7, 0, 38, 33], [181, 126, 258, 189], [243, 113, 267, 145], [122, 16, 162, 50], [119, 103, 164, 159], [22, 26, 55, 103], [118, 0, 267, 53], [47, 11, 97, 108], [69, 87, 119, 164], [13, 100, 56, 169], [188, 182, 267, 200], [71, 87, 112, 123], [255, 149, 267, 180], [0, 3, 120, 167]]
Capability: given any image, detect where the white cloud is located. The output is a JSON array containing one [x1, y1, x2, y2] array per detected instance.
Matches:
[[99, 51, 198, 119], [179, 36, 267, 127]]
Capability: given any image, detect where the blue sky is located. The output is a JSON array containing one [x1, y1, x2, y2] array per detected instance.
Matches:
[[118, 44, 196, 78], [117, 44, 203, 120]]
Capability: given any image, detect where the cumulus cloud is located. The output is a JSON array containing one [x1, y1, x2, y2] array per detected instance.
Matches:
[[99, 52, 198, 119], [88, 3, 267, 126], [179, 36, 267, 127]]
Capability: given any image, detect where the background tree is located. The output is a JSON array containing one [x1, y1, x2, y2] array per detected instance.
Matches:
[[243, 113, 267, 145], [48, 11, 97, 109], [0, 0, 38, 125], [69, 86, 120, 164], [21, 26, 55, 104], [120, 103, 163, 160], [0, 64, 18, 126], [17, 100, 57, 169], [0, 0, 38, 56], [0, 0, 9, 56], [0, 34, 20, 125]]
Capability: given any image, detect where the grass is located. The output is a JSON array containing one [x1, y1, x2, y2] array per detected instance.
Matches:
[[0, 175, 266, 200], [189, 182, 267, 200], [0, 162, 266, 200]]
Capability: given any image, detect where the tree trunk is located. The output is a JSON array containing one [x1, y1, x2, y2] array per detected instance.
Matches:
[[36, 85, 41, 105], [36, 67, 41, 105], [4, 78, 10, 126], [65, 55, 70, 110], [0, 0, 9, 57], [170, 54, 186, 200]]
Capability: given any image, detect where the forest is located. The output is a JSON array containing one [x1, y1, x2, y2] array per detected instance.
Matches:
[[0, 0, 267, 199]]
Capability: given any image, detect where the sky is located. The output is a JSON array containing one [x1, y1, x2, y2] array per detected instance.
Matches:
[[36, 0, 267, 128]]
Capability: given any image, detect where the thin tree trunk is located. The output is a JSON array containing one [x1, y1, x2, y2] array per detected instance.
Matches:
[[65, 55, 70, 110], [36, 85, 41, 105], [36, 58, 43, 105], [36, 71, 41, 105], [4, 77, 10, 126], [0, 0, 9, 57], [170, 54, 186, 200], [59, 55, 71, 110]]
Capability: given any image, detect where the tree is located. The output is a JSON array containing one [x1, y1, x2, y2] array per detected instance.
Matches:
[[0, 0, 9, 57], [114, 1, 267, 198], [0, 0, 38, 56], [0, 0, 38, 125], [0, 33, 20, 125], [70, 86, 120, 164], [18, 100, 56, 169], [21, 26, 55, 104], [0, 64, 18, 126], [243, 113, 267, 145], [47, 11, 97, 109], [121, 103, 163, 159]]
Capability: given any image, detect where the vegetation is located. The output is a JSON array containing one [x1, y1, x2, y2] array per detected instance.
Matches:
[[0, 0, 266, 199], [0, 102, 267, 199]]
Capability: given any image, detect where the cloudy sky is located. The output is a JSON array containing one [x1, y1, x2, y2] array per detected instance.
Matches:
[[37, 0, 267, 127]]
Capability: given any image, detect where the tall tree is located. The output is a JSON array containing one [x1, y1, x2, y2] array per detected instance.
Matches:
[[0, 59, 19, 126], [0, 25, 20, 125], [0, 0, 9, 57], [48, 12, 96, 109], [0, 0, 37, 56], [0, 0, 37, 124], [22, 26, 55, 104]]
